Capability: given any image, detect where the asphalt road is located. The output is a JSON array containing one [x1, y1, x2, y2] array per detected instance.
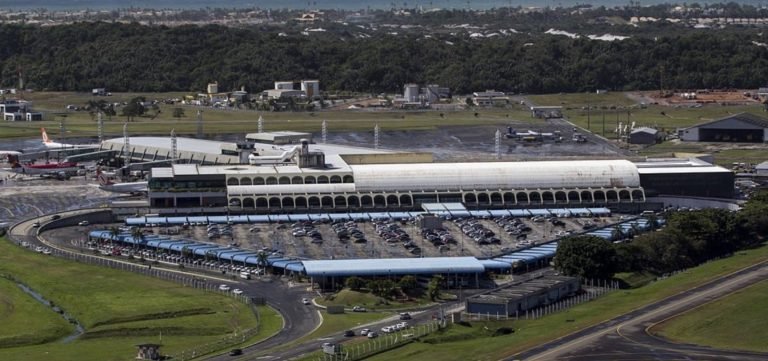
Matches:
[[511, 261, 768, 361]]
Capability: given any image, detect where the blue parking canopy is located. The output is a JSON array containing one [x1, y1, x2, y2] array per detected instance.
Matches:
[[328, 213, 352, 221], [89, 230, 112, 239], [247, 215, 271, 223], [488, 210, 511, 217], [191, 245, 226, 256], [387, 212, 412, 220], [569, 208, 592, 217], [266, 257, 291, 266], [285, 262, 305, 272], [309, 213, 331, 221], [368, 212, 391, 220], [548, 208, 572, 217], [497, 254, 536, 262], [167, 241, 200, 252], [528, 209, 550, 216], [207, 216, 228, 224], [187, 216, 209, 224], [232, 252, 260, 263], [125, 218, 144, 226], [166, 217, 188, 224], [214, 248, 246, 258], [469, 210, 491, 218], [348, 213, 369, 221], [269, 214, 291, 223], [508, 209, 531, 217], [145, 217, 166, 224], [479, 259, 512, 270], [449, 210, 472, 218], [228, 215, 249, 223], [588, 207, 611, 216], [289, 214, 311, 222]]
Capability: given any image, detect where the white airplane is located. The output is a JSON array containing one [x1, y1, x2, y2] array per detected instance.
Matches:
[[96, 169, 148, 194], [41, 128, 97, 149]]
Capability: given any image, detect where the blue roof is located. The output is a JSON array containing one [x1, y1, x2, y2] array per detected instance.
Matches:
[[450, 211, 472, 217], [528, 209, 551, 216], [469, 210, 491, 218], [509, 209, 531, 217], [302, 257, 485, 277], [478, 259, 512, 270], [285, 262, 305, 272], [248, 215, 271, 222], [269, 214, 291, 222], [289, 214, 311, 221], [207, 216, 229, 223], [328, 213, 352, 221], [368, 212, 391, 220]]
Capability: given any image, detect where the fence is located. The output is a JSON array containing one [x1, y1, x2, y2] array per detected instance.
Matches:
[[314, 321, 442, 361]]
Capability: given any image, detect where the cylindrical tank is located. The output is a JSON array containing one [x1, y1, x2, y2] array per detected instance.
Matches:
[[301, 80, 320, 98], [404, 84, 419, 102]]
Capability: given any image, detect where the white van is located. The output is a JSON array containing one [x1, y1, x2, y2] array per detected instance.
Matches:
[[239, 271, 251, 280]]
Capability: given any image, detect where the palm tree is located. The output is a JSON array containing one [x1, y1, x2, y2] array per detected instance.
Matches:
[[107, 226, 120, 248], [131, 227, 144, 252], [257, 251, 269, 273]]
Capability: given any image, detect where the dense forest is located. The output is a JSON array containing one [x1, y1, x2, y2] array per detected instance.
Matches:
[[555, 190, 768, 281], [1, 21, 767, 94]]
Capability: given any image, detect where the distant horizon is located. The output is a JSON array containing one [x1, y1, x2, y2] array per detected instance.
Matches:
[[0, 0, 764, 12]]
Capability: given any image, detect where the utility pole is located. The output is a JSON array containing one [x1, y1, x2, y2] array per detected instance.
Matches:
[[257, 115, 264, 133], [495, 129, 501, 160], [170, 129, 177, 164], [97, 112, 104, 143], [123, 122, 131, 169], [322, 119, 327, 144], [374, 124, 380, 150], [196, 110, 203, 138]]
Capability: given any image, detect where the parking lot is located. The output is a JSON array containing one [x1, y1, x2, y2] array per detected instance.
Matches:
[[101, 213, 622, 262]]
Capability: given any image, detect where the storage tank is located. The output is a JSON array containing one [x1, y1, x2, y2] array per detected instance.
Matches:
[[207, 82, 218, 94], [423, 84, 440, 104], [275, 81, 294, 90], [301, 80, 320, 98], [404, 83, 420, 103]]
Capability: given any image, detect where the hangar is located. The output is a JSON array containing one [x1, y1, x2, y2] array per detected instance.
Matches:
[[678, 113, 768, 143]]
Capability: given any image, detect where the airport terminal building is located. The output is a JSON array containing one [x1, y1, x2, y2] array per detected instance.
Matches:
[[100, 132, 734, 215]]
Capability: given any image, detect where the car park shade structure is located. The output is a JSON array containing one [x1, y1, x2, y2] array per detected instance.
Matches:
[[302, 257, 485, 277], [124, 208, 612, 226]]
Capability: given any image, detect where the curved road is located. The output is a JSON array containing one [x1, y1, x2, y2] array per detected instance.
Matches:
[[511, 260, 768, 361], [8, 213, 322, 360]]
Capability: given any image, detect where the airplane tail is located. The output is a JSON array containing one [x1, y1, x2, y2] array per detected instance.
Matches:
[[41, 128, 50, 143]]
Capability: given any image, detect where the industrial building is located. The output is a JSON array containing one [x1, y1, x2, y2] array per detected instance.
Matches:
[[628, 127, 661, 145], [465, 275, 580, 316], [637, 157, 735, 198], [678, 113, 768, 142]]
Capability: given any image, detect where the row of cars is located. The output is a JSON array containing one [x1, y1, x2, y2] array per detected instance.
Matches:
[[291, 221, 324, 243], [331, 221, 367, 243], [454, 218, 501, 245]]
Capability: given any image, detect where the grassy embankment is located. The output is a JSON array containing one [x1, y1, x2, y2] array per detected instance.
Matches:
[[0, 92, 531, 139], [650, 278, 768, 353], [291, 243, 768, 361], [0, 236, 281, 361]]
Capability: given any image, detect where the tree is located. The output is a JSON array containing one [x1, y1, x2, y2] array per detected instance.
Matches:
[[107, 226, 120, 247], [554, 235, 618, 280], [131, 227, 144, 250], [398, 275, 418, 292], [379, 279, 397, 297], [173, 107, 185, 119], [122, 96, 146, 122], [256, 251, 269, 271], [345, 276, 365, 291], [427, 275, 443, 301], [366, 279, 382, 296]]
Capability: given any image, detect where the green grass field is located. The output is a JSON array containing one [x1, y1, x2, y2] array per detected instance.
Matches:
[[528, 92, 637, 108], [0, 277, 73, 348], [352, 244, 768, 361], [651, 279, 768, 353], [0, 237, 265, 360], [1, 92, 532, 139]]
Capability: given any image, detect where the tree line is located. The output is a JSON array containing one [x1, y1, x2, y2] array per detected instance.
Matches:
[[555, 191, 768, 281], [1, 22, 767, 95]]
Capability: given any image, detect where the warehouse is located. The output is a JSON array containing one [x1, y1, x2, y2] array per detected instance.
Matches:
[[636, 158, 735, 198], [678, 113, 768, 142], [628, 127, 661, 145], [465, 275, 580, 316]]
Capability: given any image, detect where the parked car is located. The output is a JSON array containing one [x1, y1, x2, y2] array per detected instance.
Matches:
[[343, 330, 355, 337], [399, 312, 412, 320], [367, 331, 378, 338], [360, 328, 370, 336], [232, 289, 244, 295], [229, 348, 242, 356], [302, 298, 311, 305], [218, 284, 231, 292], [352, 306, 367, 312], [78, 220, 90, 226]]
